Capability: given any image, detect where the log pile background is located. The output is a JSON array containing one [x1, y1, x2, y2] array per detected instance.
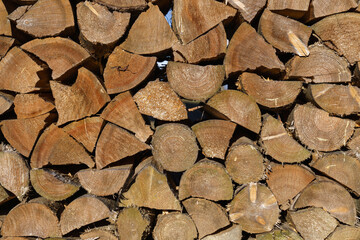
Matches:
[[0, 0, 360, 239]]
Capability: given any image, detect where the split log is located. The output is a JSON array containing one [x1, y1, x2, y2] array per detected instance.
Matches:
[[133, 80, 188, 121], [348, 128, 360, 153], [267, 0, 310, 19], [172, 23, 227, 64], [14, 93, 54, 119], [60, 195, 112, 235], [8, 5, 30, 22], [0, 0, 11, 36], [153, 212, 197, 240], [256, 225, 303, 240], [167, 62, 224, 101], [0, 92, 14, 115], [14, 0, 74, 37], [202, 225, 242, 240], [224, 22, 285, 77], [120, 4, 178, 55], [63, 117, 104, 152], [0, 151, 29, 200], [100, 92, 153, 142], [103, 46, 156, 94], [179, 159, 233, 201], [305, 0, 357, 22], [30, 168, 79, 201], [260, 114, 310, 163], [285, 44, 351, 83], [80, 229, 117, 240], [191, 119, 236, 160], [95, 123, 150, 169], [288, 207, 338, 240], [238, 73, 302, 109], [21, 37, 91, 80], [289, 103, 355, 152], [116, 207, 151, 240], [1, 113, 50, 157], [228, 183, 280, 234], [327, 225, 360, 240], [76, 165, 131, 196], [206, 90, 261, 133], [94, 0, 147, 11], [227, 0, 266, 22], [183, 198, 230, 239], [294, 180, 356, 225], [1, 202, 61, 238], [152, 123, 198, 172], [0, 185, 11, 204], [120, 164, 181, 210], [30, 124, 94, 168], [259, 9, 311, 56], [0, 37, 14, 59], [312, 12, 360, 64], [172, 0, 236, 44]]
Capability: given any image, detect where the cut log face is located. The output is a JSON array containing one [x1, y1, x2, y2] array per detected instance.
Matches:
[[260, 114, 310, 163], [152, 123, 198, 172], [0, 151, 29, 200], [306, 0, 357, 22], [172, 23, 227, 64], [76, 165, 132, 196], [80, 229, 118, 240], [51, 67, 110, 126], [267, 0, 310, 19], [239, 73, 302, 109], [167, 62, 224, 101], [206, 90, 261, 133], [286, 44, 351, 83], [21, 37, 91, 80], [103, 47, 156, 94], [256, 226, 303, 240], [0, 92, 14, 115], [327, 225, 360, 240], [60, 195, 111, 235], [0, 185, 11, 204], [290, 103, 355, 152], [227, 0, 266, 22], [120, 165, 181, 210], [30, 124, 94, 168], [348, 128, 360, 153], [224, 22, 285, 77], [101, 92, 153, 142], [312, 13, 360, 64], [0, 0, 11, 36], [173, 0, 236, 44], [30, 168, 79, 201], [15, 0, 74, 37], [95, 123, 150, 169], [288, 207, 338, 240], [192, 119, 236, 160], [179, 159, 233, 201], [94, 0, 147, 11], [120, 4, 178, 54], [0, 47, 45, 93], [183, 198, 230, 239], [116, 207, 150, 240], [133, 80, 188, 121], [153, 212, 197, 240], [14, 93, 54, 119], [294, 180, 356, 225], [0, 36, 14, 59], [1, 113, 50, 157], [202, 224, 242, 240], [63, 117, 104, 152]]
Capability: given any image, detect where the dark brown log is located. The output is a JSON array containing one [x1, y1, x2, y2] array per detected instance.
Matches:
[[120, 4, 178, 55], [202, 225, 242, 240], [224, 22, 285, 77], [10, 0, 37, 5], [183, 198, 230, 239], [227, 0, 266, 22], [101, 92, 153, 142], [14, 93, 54, 119], [179, 159, 233, 201], [80, 229, 117, 240], [0, 0, 11, 36], [206, 90, 261, 133], [0, 37, 14, 59], [30, 124, 94, 168], [305, 0, 357, 22], [172, 23, 227, 64], [133, 80, 188, 121], [76, 165, 131, 196], [327, 225, 360, 240], [285, 44, 351, 83], [238, 73, 302, 109], [152, 123, 198, 172], [95, 123, 150, 169], [94, 0, 147, 11], [192, 119, 236, 160], [103, 46, 156, 94], [267, 0, 310, 19], [116, 207, 151, 240], [0, 92, 14, 116], [228, 183, 280, 234], [15, 0, 74, 37]]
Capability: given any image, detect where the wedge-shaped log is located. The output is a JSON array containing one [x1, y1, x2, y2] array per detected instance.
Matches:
[[327, 225, 360, 240], [202, 225, 242, 240], [227, 0, 266, 22], [94, 0, 147, 11], [14, 93, 54, 119], [0, 0, 11, 36], [305, 0, 357, 22], [267, 0, 310, 19], [348, 128, 360, 153], [116, 207, 151, 240], [0, 36, 14, 58], [0, 92, 14, 115], [0, 185, 11, 204]]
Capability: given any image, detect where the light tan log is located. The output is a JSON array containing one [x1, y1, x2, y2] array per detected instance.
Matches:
[[202, 225, 242, 240], [116, 207, 151, 240], [267, 0, 310, 19], [305, 0, 357, 22], [94, 0, 147, 11], [14, 93, 54, 119], [227, 0, 266, 22], [80, 229, 118, 240], [0, 0, 11, 36]]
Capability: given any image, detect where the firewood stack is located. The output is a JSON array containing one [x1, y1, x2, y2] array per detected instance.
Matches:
[[0, 0, 360, 239]]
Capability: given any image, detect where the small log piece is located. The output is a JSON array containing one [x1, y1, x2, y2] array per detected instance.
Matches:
[[327, 225, 360, 240], [348, 128, 360, 153], [0, 185, 11, 204], [227, 0, 266, 22], [116, 207, 151, 240], [0, 0, 11, 36], [14, 93, 54, 119], [80, 229, 117, 240], [0, 36, 14, 59], [305, 0, 357, 22], [202, 225, 242, 240], [267, 0, 310, 19], [256, 225, 303, 240], [94, 0, 147, 11], [0, 92, 14, 116]]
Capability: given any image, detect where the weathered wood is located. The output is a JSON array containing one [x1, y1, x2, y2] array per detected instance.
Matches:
[[267, 0, 310, 19], [228, 183, 280, 234], [256, 225, 303, 240], [14, 93, 54, 119], [227, 0, 266, 22], [7, 5, 30, 22], [116, 207, 151, 240], [0, 0, 11, 36], [327, 225, 360, 240], [152, 123, 198, 172], [0, 185, 11, 204], [101, 92, 153, 142], [305, 0, 357, 22], [206, 90, 261, 133], [0, 92, 14, 116], [30, 124, 94, 168], [80, 229, 117, 240], [133, 80, 188, 121], [95, 123, 150, 169], [348, 128, 360, 153], [103, 46, 156, 94], [202, 225, 242, 240], [94, 0, 147, 11], [224, 22, 285, 77], [0, 37, 14, 59]]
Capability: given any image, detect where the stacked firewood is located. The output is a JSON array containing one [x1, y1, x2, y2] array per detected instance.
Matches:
[[0, 0, 359, 239]]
